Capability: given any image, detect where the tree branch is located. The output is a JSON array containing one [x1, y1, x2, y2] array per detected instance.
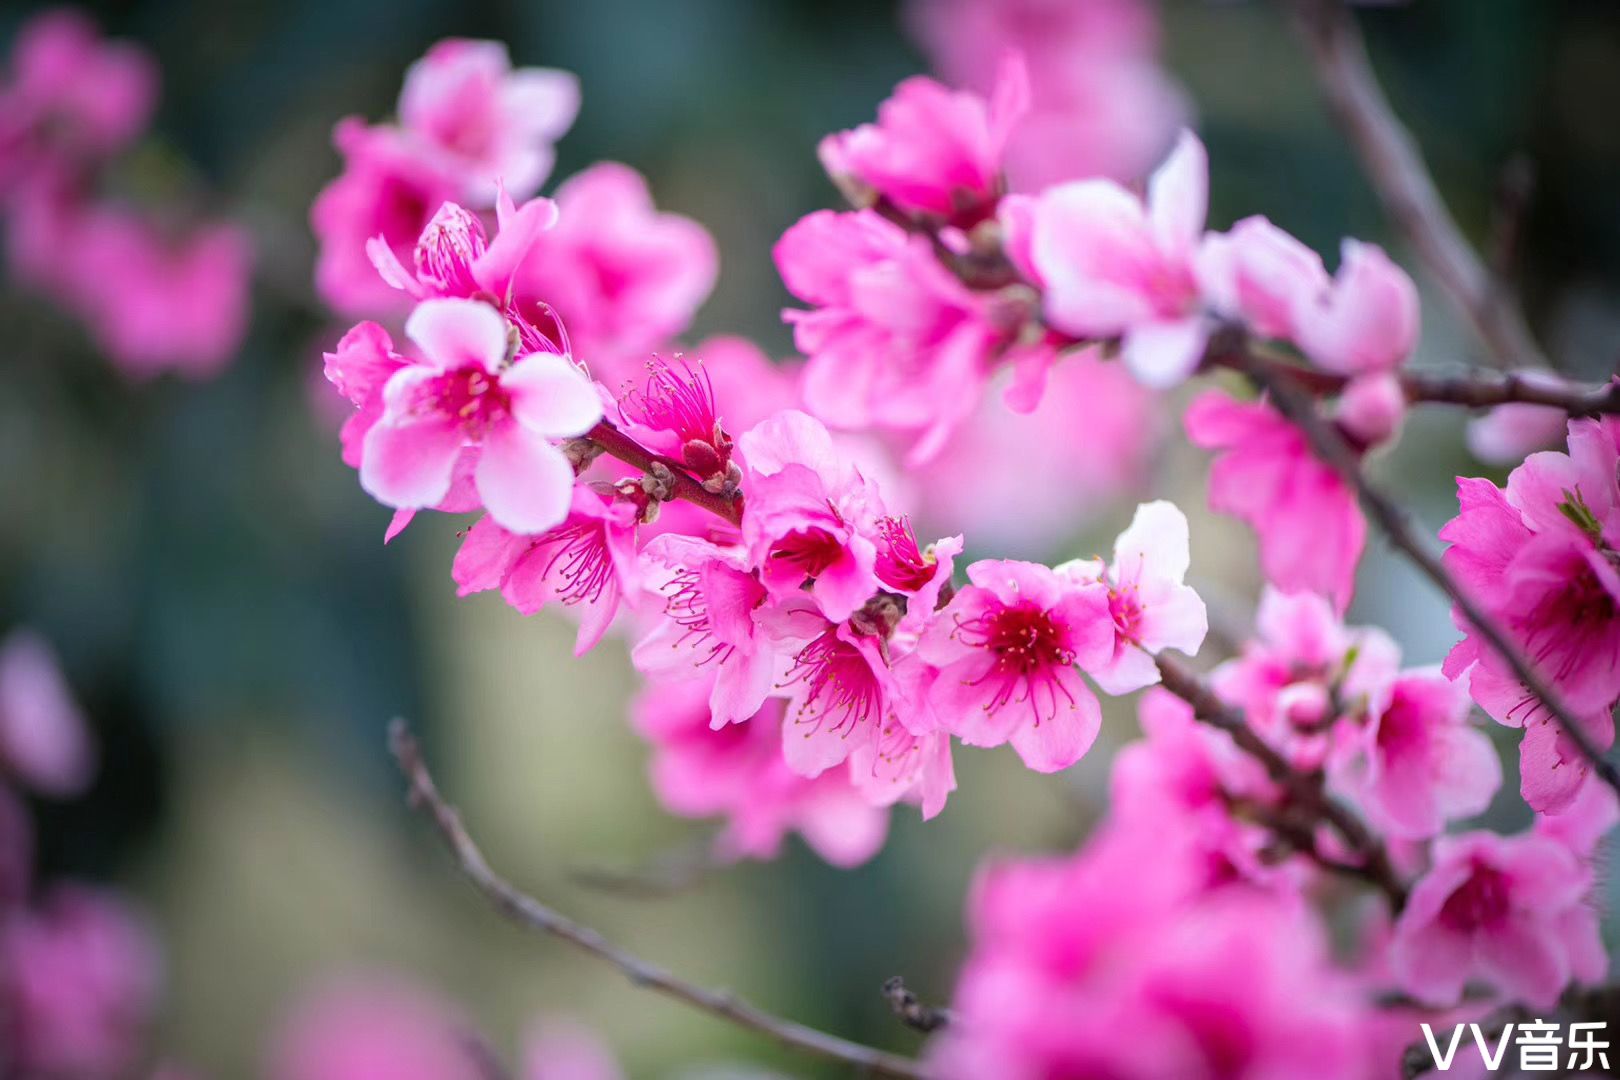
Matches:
[[1237, 356, 1620, 798], [386, 720, 927, 1080], [586, 419, 744, 526], [882, 977, 954, 1035], [1282, 0, 1549, 371]]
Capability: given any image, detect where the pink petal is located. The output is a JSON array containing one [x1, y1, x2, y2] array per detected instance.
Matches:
[[404, 297, 509, 371], [474, 421, 574, 534], [360, 412, 466, 511], [502, 352, 603, 437], [1006, 668, 1102, 772]]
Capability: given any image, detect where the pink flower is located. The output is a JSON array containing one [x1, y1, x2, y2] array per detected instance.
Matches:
[[69, 208, 254, 379], [631, 678, 889, 867], [847, 707, 957, 822], [631, 535, 780, 728], [1334, 370, 1407, 448], [778, 623, 895, 776], [919, 559, 1112, 772], [398, 39, 578, 205], [1024, 129, 1210, 387], [522, 1019, 623, 1080], [775, 209, 1000, 461], [0, 886, 162, 1077], [358, 298, 602, 534], [1185, 389, 1367, 611], [311, 119, 460, 316], [617, 356, 738, 495], [452, 488, 640, 655], [323, 321, 408, 470], [907, 0, 1186, 189], [1212, 588, 1399, 771], [1465, 370, 1571, 465], [509, 163, 717, 376], [873, 515, 962, 632], [1390, 831, 1604, 1008], [1292, 241, 1419, 375], [818, 55, 1028, 226], [0, 10, 156, 194], [1328, 668, 1501, 840], [266, 977, 488, 1080], [738, 410, 884, 621], [1536, 779, 1619, 859], [1194, 215, 1328, 342], [1058, 500, 1208, 695], [1440, 419, 1620, 810], [0, 629, 94, 797]]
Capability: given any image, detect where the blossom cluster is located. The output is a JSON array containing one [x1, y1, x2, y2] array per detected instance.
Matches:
[[0, 9, 252, 379]]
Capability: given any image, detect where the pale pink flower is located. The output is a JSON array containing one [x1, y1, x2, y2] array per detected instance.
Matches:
[[1328, 668, 1501, 840], [452, 488, 640, 655], [1536, 778, 1618, 858], [907, 0, 1186, 189], [847, 705, 957, 822], [738, 410, 884, 621], [1185, 389, 1367, 611], [631, 677, 889, 867], [818, 55, 1028, 225], [631, 535, 780, 728], [1194, 215, 1329, 342], [266, 977, 487, 1080], [323, 321, 408, 470], [0, 629, 94, 797], [0, 886, 162, 1077], [1212, 588, 1399, 771], [398, 39, 578, 205], [1390, 831, 1604, 1009], [522, 1019, 623, 1080], [1334, 370, 1407, 448], [1058, 500, 1208, 695], [774, 208, 1001, 462], [69, 208, 253, 379], [1024, 129, 1211, 387], [1465, 370, 1572, 465], [311, 119, 461, 316], [918, 559, 1112, 772], [1292, 241, 1420, 375], [358, 298, 602, 535], [0, 10, 156, 194], [509, 163, 717, 377]]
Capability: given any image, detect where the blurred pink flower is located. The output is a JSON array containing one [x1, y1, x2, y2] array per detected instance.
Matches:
[[818, 56, 1027, 226], [522, 1019, 623, 1080], [908, 0, 1186, 189], [1291, 240, 1420, 376], [1465, 370, 1573, 465], [267, 977, 488, 1080], [1390, 831, 1603, 1009], [510, 163, 717, 381], [1185, 389, 1367, 611], [0, 886, 162, 1077], [398, 39, 578, 206], [358, 298, 602, 535], [0, 9, 156, 196], [632, 678, 889, 867], [0, 629, 94, 798], [1194, 215, 1329, 342]]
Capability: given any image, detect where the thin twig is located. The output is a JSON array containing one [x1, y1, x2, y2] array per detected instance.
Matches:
[[1283, 0, 1549, 371], [586, 419, 743, 526], [387, 720, 927, 1080], [1155, 654, 1408, 907], [882, 977, 954, 1035], [1238, 357, 1620, 798]]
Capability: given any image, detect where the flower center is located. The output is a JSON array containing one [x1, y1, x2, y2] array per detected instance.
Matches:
[[433, 366, 511, 437], [875, 515, 936, 592], [785, 631, 880, 737], [1437, 863, 1511, 932], [534, 522, 611, 606], [979, 604, 1074, 676], [771, 527, 844, 579]]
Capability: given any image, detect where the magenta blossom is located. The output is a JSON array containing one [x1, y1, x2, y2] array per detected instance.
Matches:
[[778, 623, 895, 777], [1328, 667, 1501, 841], [738, 410, 884, 621], [1185, 389, 1367, 611], [267, 977, 488, 1080], [453, 487, 640, 656], [1440, 418, 1620, 811], [0, 9, 155, 195], [631, 677, 889, 867], [1024, 129, 1210, 387], [1058, 500, 1208, 695], [0, 629, 94, 797], [919, 559, 1112, 772], [631, 535, 781, 728], [1291, 240, 1419, 376], [873, 515, 963, 633], [311, 119, 461, 316], [0, 886, 162, 1078], [818, 55, 1028, 226], [398, 39, 578, 206], [775, 208, 1001, 462], [357, 298, 602, 534], [1194, 215, 1328, 342], [509, 163, 717, 379], [1390, 831, 1604, 1009]]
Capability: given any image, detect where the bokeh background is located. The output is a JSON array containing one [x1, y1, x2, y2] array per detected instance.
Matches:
[[5, 0, 1620, 1074]]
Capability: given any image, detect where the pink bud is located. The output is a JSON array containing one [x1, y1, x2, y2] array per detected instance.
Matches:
[[1336, 372, 1407, 447]]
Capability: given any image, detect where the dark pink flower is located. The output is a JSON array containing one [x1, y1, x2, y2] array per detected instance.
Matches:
[[918, 559, 1112, 772], [1185, 389, 1367, 612]]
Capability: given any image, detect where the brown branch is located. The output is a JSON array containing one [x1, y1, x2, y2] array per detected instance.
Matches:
[[1155, 654, 1408, 907], [586, 420, 743, 526], [882, 977, 954, 1035], [387, 720, 926, 1080], [1237, 356, 1620, 798], [1283, 0, 1549, 371]]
